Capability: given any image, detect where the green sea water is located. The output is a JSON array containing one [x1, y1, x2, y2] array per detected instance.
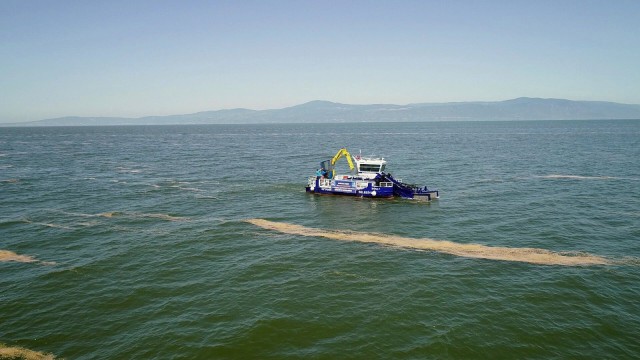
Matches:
[[1, 120, 639, 359]]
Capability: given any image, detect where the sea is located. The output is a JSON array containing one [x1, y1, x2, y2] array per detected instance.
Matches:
[[1, 120, 639, 359]]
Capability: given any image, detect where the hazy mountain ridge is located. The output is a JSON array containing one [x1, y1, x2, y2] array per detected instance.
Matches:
[[4, 98, 640, 126]]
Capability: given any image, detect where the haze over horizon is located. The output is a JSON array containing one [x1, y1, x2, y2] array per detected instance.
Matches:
[[2, 0, 639, 123]]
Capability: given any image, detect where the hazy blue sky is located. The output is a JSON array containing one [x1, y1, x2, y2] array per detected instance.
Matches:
[[2, 0, 639, 122]]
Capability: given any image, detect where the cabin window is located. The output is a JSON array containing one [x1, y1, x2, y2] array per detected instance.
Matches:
[[359, 164, 381, 172]]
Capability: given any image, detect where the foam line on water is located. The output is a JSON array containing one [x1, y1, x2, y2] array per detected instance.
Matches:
[[0, 250, 36, 263], [95, 212, 188, 221], [538, 174, 615, 180], [0, 343, 56, 359], [24, 219, 74, 230], [0, 250, 55, 265], [245, 219, 612, 266]]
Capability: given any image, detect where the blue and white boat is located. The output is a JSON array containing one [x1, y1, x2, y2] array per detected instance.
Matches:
[[306, 148, 439, 200]]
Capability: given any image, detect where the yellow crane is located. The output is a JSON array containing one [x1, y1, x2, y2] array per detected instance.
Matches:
[[324, 147, 355, 179]]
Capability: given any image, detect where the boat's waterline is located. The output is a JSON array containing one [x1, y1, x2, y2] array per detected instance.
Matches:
[[245, 219, 612, 266]]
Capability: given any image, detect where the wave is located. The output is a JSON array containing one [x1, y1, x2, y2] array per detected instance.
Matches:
[[245, 219, 612, 266], [0, 219, 26, 228], [195, 195, 220, 200], [538, 174, 615, 180], [135, 213, 189, 221], [24, 219, 74, 230], [98, 212, 188, 221], [149, 181, 219, 195], [48, 210, 187, 222], [0, 178, 20, 183], [0, 249, 55, 265], [116, 166, 143, 173]]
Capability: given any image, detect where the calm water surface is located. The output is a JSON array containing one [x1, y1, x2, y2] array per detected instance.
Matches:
[[1, 121, 639, 359]]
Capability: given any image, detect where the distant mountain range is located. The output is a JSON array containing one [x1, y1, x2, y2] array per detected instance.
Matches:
[[4, 97, 640, 126]]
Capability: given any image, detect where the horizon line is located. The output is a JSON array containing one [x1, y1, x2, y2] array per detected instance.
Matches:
[[2, 96, 640, 125]]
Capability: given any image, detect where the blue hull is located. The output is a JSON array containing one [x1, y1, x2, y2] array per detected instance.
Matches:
[[305, 178, 394, 198], [305, 174, 439, 200]]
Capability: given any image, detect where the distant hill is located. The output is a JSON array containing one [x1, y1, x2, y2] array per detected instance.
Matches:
[[4, 98, 640, 126]]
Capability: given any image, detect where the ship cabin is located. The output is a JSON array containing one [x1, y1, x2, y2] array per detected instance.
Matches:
[[354, 155, 387, 179]]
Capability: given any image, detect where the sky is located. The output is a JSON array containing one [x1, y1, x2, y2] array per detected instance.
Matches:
[[1, 0, 639, 123]]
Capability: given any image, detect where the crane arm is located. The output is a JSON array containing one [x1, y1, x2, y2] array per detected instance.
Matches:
[[331, 148, 355, 170]]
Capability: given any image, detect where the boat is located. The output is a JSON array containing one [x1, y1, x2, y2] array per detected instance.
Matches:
[[306, 148, 439, 200]]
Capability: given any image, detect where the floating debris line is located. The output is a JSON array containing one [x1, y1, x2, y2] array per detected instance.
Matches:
[[0, 250, 55, 265], [0, 342, 56, 360], [0, 250, 37, 263], [245, 219, 611, 266]]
